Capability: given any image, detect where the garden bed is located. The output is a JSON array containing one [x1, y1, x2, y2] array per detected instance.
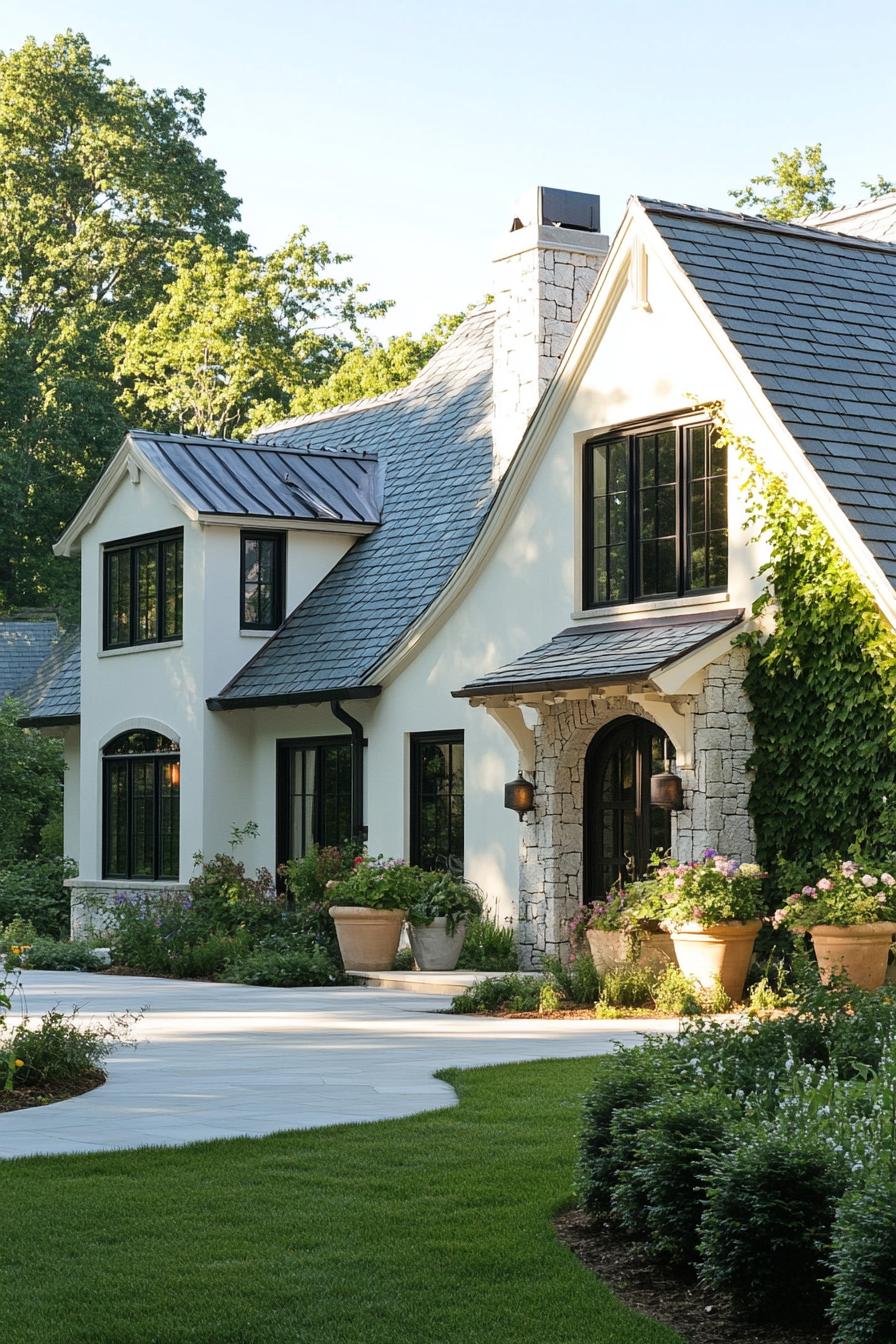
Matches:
[[0, 1068, 105, 1113], [557, 1209, 831, 1344]]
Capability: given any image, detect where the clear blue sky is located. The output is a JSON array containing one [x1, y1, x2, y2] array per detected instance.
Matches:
[[4, 0, 894, 336]]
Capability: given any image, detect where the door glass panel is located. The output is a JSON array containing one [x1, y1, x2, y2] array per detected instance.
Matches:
[[587, 721, 673, 899]]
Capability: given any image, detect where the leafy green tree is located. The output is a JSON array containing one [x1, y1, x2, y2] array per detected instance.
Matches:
[[118, 235, 391, 437], [0, 698, 63, 865], [730, 143, 836, 221], [0, 30, 243, 615], [289, 311, 468, 416], [861, 175, 896, 199]]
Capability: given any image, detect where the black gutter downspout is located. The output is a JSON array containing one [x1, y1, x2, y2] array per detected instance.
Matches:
[[331, 700, 366, 844]]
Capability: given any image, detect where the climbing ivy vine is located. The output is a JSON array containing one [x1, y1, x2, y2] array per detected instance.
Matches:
[[712, 411, 896, 871]]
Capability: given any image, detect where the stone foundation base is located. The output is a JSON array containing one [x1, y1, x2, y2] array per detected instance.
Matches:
[[66, 879, 190, 939]]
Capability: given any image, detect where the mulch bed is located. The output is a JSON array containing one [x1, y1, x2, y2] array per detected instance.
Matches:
[[0, 1069, 105, 1114], [555, 1209, 832, 1344]]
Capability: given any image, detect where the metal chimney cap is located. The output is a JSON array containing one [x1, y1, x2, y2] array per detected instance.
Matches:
[[538, 187, 600, 233]]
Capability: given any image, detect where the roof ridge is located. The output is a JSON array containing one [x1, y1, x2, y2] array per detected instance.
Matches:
[[637, 196, 896, 255]]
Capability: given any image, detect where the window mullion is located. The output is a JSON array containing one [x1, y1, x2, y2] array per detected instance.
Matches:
[[629, 435, 639, 600], [677, 428, 686, 597]]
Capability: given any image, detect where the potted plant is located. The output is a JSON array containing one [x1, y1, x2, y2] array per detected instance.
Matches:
[[631, 850, 765, 1001], [569, 885, 676, 975], [772, 859, 896, 989], [406, 872, 483, 971], [327, 856, 417, 971]]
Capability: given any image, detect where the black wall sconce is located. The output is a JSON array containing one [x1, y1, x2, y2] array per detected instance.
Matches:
[[504, 774, 535, 821]]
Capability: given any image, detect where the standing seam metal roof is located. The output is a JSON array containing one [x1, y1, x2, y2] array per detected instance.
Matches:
[[641, 198, 896, 587], [214, 306, 496, 703]]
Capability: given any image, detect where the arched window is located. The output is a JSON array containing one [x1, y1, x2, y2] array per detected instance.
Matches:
[[102, 732, 180, 880], [583, 717, 673, 900]]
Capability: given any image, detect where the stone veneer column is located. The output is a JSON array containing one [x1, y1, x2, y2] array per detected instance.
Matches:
[[516, 648, 756, 969]]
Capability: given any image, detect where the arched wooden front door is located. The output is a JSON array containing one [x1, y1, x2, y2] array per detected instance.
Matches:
[[583, 716, 673, 901]]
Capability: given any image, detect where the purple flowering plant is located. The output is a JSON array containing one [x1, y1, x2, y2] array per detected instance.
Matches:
[[628, 849, 766, 929], [567, 887, 630, 950], [772, 859, 896, 930]]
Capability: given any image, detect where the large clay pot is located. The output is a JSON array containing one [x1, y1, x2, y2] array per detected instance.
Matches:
[[664, 919, 762, 1002], [808, 922, 896, 990], [329, 906, 407, 971], [407, 917, 467, 971], [586, 926, 676, 976]]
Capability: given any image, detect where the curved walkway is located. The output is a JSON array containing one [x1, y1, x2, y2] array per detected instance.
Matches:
[[1, 971, 677, 1158]]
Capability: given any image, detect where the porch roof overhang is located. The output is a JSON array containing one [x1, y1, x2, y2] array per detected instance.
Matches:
[[452, 610, 745, 704]]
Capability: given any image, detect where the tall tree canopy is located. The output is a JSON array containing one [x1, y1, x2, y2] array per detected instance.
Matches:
[[0, 32, 461, 619], [731, 144, 894, 222]]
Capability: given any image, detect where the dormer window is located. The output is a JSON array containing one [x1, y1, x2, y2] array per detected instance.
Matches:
[[240, 531, 286, 631], [582, 419, 727, 608], [103, 530, 183, 650]]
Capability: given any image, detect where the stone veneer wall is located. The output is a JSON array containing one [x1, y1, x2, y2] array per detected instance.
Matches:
[[517, 646, 755, 968], [67, 880, 191, 939]]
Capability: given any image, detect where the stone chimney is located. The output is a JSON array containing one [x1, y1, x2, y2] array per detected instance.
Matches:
[[491, 186, 609, 477]]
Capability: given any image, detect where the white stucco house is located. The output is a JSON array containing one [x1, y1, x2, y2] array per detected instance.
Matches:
[[20, 184, 896, 965]]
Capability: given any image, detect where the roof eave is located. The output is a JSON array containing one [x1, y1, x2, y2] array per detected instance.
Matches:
[[17, 712, 80, 728], [207, 685, 382, 712]]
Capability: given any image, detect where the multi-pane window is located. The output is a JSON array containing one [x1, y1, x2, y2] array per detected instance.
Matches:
[[241, 531, 285, 630], [584, 420, 727, 608], [410, 732, 464, 872], [102, 731, 180, 881], [103, 531, 183, 649], [278, 738, 353, 861]]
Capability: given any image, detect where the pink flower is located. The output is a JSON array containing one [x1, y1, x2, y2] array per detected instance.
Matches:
[[841, 861, 859, 877], [879, 894, 888, 905], [801, 886, 816, 897], [882, 873, 896, 888], [691, 907, 704, 921], [787, 894, 802, 905], [772, 908, 788, 927], [817, 878, 834, 891], [862, 874, 878, 888], [674, 877, 685, 889]]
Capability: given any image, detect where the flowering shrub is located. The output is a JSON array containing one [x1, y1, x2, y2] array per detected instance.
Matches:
[[772, 858, 896, 929], [629, 850, 766, 927], [567, 888, 629, 950]]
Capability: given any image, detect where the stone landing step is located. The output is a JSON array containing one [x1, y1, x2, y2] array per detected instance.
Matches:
[[345, 969, 540, 996]]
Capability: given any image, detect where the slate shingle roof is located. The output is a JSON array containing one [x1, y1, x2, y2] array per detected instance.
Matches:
[[131, 430, 382, 525], [16, 629, 80, 726], [453, 612, 743, 698], [213, 307, 496, 705], [0, 620, 60, 699], [642, 199, 896, 586]]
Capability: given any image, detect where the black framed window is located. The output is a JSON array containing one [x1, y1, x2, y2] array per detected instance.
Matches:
[[241, 531, 285, 630], [584, 420, 727, 608], [276, 736, 353, 864], [103, 531, 183, 649], [410, 732, 464, 872], [102, 731, 180, 880]]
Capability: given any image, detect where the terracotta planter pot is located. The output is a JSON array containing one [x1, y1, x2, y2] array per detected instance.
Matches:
[[664, 919, 762, 1002], [808, 922, 896, 990], [408, 918, 467, 971], [329, 906, 407, 971], [585, 927, 677, 975]]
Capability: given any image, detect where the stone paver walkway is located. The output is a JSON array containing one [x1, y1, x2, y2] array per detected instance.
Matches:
[[1, 971, 677, 1158]]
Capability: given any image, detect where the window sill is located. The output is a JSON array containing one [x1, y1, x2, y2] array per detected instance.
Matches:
[[571, 592, 730, 623], [239, 629, 276, 639], [98, 641, 183, 658], [64, 878, 187, 890]]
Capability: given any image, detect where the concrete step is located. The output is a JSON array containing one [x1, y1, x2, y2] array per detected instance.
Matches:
[[345, 969, 540, 996]]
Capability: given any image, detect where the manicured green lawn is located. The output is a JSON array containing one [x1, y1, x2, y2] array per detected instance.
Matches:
[[1, 1057, 682, 1344]]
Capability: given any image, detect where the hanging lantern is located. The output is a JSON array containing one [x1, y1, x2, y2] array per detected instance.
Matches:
[[650, 737, 683, 811], [504, 775, 535, 821]]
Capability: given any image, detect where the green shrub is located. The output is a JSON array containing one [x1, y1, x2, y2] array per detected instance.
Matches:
[[14, 937, 102, 972], [830, 1173, 896, 1344], [614, 1090, 736, 1266], [575, 1045, 674, 1217], [0, 855, 74, 936], [599, 963, 656, 1009], [449, 974, 541, 1015], [5, 1007, 135, 1087], [327, 855, 422, 910], [456, 909, 517, 971], [652, 964, 703, 1015], [542, 953, 603, 1006], [280, 842, 358, 956], [406, 872, 483, 934], [169, 932, 252, 980], [699, 1131, 844, 1321], [0, 915, 40, 950], [222, 940, 344, 987], [538, 984, 563, 1013]]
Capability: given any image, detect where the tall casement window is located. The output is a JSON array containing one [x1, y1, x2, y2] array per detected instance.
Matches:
[[241, 531, 285, 630], [102, 732, 180, 880], [583, 420, 727, 608], [277, 737, 354, 864], [410, 732, 464, 872], [103, 531, 183, 649]]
